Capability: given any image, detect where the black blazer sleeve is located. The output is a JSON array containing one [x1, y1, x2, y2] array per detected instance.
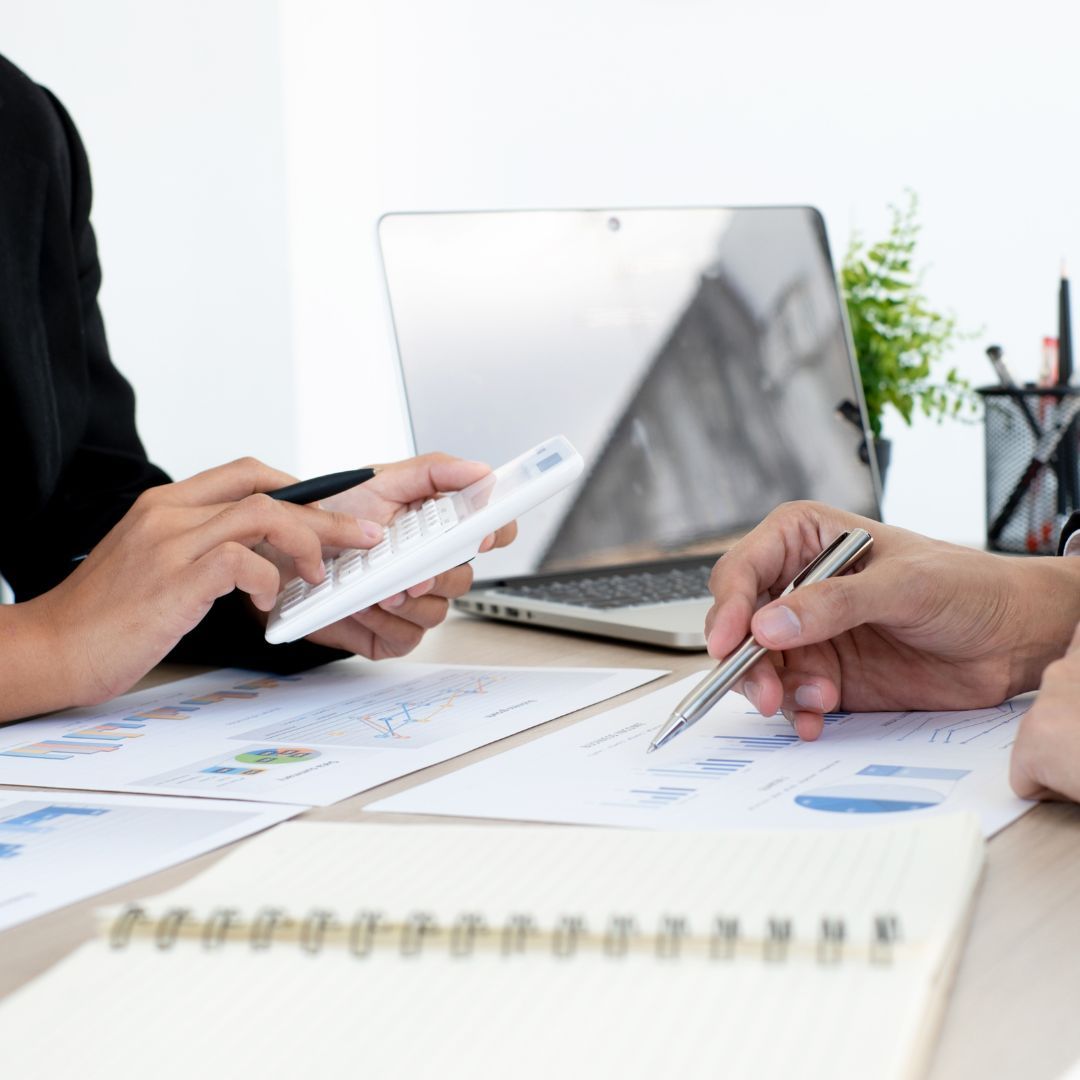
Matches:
[[0, 56, 344, 674]]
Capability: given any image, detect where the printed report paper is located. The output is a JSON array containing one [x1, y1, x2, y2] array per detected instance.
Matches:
[[370, 672, 1034, 836], [0, 661, 664, 807], [0, 790, 297, 932]]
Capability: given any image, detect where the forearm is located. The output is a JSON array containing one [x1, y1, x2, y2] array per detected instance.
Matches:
[[1007, 555, 1080, 695], [0, 598, 82, 722]]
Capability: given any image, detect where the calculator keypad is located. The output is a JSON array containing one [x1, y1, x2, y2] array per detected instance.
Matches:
[[273, 497, 460, 622]]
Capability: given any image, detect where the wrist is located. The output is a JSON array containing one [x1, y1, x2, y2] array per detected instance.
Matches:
[[1007, 555, 1080, 694], [0, 595, 85, 721]]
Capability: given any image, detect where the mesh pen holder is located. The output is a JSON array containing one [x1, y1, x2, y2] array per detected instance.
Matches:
[[979, 385, 1080, 554]]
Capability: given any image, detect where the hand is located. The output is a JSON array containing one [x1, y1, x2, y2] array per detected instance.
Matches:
[[704, 501, 1080, 740], [297, 453, 518, 660], [1010, 622, 1080, 801], [27, 458, 378, 712]]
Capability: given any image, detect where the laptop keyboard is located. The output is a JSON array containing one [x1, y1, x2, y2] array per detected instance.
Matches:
[[489, 563, 715, 610]]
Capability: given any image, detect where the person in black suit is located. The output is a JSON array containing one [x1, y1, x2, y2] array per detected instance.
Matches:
[[0, 54, 513, 722]]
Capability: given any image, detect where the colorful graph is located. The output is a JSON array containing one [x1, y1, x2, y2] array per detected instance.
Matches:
[[0, 805, 109, 832], [348, 676, 500, 741], [795, 764, 971, 814], [234, 747, 320, 765], [0, 675, 302, 763], [239, 673, 506, 749], [0, 741, 122, 761], [0, 804, 112, 857], [795, 784, 945, 813]]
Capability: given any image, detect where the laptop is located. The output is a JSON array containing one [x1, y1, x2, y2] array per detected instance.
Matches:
[[378, 206, 881, 649]]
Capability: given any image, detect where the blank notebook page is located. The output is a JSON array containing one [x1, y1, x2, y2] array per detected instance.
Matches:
[[0, 816, 984, 1080]]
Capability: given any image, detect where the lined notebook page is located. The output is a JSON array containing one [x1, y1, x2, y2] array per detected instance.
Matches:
[[127, 814, 984, 946]]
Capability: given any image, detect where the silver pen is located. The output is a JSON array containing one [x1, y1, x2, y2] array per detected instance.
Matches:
[[647, 528, 874, 753]]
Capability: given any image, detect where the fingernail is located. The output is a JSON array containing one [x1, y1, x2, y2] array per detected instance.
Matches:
[[756, 605, 801, 646], [381, 593, 405, 609], [359, 521, 383, 543], [795, 684, 824, 711], [744, 680, 760, 710]]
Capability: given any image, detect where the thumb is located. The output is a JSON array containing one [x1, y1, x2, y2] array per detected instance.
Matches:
[[750, 572, 882, 650], [375, 455, 491, 503]]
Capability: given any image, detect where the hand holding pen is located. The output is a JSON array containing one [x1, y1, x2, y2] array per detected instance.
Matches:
[[689, 502, 1060, 743], [650, 528, 873, 751]]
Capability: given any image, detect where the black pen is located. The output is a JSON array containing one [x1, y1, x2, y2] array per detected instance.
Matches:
[[268, 467, 377, 504]]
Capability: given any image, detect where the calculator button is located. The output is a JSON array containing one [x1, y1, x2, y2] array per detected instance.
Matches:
[[435, 498, 458, 527], [368, 545, 394, 567], [393, 529, 425, 552], [336, 549, 366, 579], [280, 588, 308, 614], [304, 580, 334, 603], [280, 579, 305, 602], [339, 558, 367, 580]]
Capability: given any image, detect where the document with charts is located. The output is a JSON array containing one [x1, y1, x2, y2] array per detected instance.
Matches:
[[0, 790, 297, 932], [0, 661, 663, 807], [371, 672, 1034, 835]]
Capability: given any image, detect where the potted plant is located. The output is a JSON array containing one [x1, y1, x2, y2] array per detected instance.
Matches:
[[840, 191, 977, 486]]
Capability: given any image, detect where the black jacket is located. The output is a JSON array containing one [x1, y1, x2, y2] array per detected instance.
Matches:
[[0, 54, 341, 672]]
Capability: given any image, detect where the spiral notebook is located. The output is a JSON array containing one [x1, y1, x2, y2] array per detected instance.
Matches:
[[0, 816, 984, 1080]]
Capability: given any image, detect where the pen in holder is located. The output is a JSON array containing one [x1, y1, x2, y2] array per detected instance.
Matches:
[[978, 385, 1080, 554]]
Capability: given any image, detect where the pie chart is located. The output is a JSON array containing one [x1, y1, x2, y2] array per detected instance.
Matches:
[[234, 747, 320, 766], [795, 782, 945, 814]]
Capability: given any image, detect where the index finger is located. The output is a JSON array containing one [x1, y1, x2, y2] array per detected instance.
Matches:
[[165, 457, 300, 507], [705, 502, 870, 659]]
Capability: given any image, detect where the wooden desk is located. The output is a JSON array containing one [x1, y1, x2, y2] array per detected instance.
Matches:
[[3, 612, 1080, 1078]]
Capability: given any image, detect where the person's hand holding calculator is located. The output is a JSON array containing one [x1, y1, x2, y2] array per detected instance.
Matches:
[[279, 452, 521, 660], [263, 437, 582, 654]]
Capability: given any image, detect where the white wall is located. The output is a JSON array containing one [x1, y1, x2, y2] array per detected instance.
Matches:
[[8, 0, 1080, 542], [5, 0, 296, 480], [279, 0, 1080, 542]]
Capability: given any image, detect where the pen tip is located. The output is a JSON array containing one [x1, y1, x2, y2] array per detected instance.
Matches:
[[646, 743, 657, 754]]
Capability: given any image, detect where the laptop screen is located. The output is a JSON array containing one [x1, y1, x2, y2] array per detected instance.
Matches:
[[379, 207, 880, 580]]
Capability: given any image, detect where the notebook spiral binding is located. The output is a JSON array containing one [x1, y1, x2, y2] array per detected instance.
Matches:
[[108, 904, 903, 965]]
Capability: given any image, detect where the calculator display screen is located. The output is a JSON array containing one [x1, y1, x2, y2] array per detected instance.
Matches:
[[460, 448, 561, 514]]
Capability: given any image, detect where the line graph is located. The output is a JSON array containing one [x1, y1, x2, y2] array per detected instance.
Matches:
[[236, 671, 520, 750], [886, 702, 1026, 749]]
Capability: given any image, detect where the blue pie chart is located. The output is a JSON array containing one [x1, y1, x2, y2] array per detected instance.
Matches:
[[795, 782, 944, 814]]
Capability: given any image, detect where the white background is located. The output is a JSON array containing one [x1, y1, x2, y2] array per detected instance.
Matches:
[[7, 0, 1080, 542]]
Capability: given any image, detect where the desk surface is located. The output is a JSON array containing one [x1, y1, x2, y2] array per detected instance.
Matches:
[[2, 612, 1080, 1078]]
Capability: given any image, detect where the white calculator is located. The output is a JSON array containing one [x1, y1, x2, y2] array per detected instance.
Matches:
[[264, 435, 584, 644]]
